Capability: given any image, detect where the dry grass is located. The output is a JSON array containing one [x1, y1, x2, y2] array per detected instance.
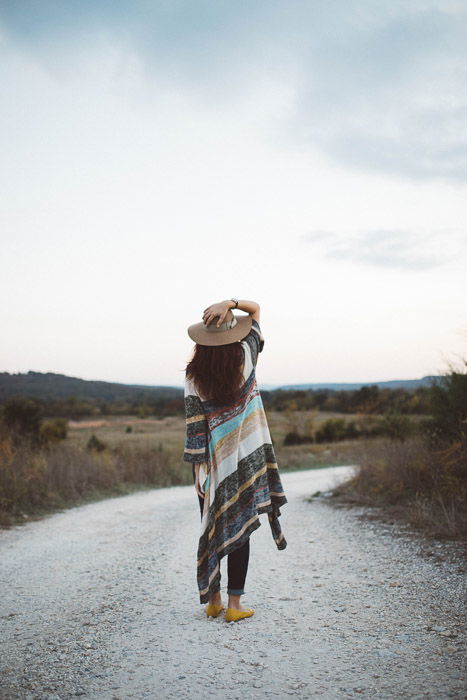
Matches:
[[66, 415, 183, 453], [0, 410, 358, 526], [67, 412, 359, 472], [333, 436, 467, 539], [275, 441, 359, 469], [266, 409, 368, 443], [0, 436, 191, 527]]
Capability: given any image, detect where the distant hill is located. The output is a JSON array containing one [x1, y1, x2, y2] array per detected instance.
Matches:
[[0, 371, 440, 403], [0, 371, 183, 402], [267, 376, 439, 391]]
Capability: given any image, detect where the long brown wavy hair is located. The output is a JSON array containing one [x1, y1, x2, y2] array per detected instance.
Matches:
[[186, 342, 245, 405]]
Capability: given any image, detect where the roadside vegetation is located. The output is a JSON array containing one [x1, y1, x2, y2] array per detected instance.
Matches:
[[0, 405, 356, 526], [331, 360, 467, 539], [0, 407, 189, 527], [0, 364, 465, 538]]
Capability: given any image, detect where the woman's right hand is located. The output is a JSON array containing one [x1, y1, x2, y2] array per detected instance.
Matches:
[[202, 301, 232, 327], [203, 299, 260, 325]]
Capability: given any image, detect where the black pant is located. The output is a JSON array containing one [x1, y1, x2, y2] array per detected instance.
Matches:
[[192, 464, 249, 596]]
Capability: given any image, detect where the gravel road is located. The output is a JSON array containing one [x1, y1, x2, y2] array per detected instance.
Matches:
[[1, 466, 465, 700]]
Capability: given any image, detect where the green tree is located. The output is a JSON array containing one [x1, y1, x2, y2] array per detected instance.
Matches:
[[87, 434, 107, 452], [316, 418, 348, 443], [40, 418, 68, 444], [427, 362, 467, 443], [1, 397, 42, 445], [377, 411, 414, 441]]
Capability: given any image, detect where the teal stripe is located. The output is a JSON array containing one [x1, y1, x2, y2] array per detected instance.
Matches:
[[208, 395, 263, 450]]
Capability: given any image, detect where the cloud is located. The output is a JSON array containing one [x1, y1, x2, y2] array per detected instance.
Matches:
[[301, 229, 464, 270], [1, 1, 466, 180], [293, 5, 467, 181]]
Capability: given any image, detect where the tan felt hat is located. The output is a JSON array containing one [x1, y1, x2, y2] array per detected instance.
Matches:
[[187, 310, 252, 346]]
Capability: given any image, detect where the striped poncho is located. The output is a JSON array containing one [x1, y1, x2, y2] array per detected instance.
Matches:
[[184, 319, 287, 604]]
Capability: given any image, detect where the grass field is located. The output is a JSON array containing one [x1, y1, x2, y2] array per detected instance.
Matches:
[[1, 409, 366, 527], [67, 410, 364, 471], [56, 411, 467, 540]]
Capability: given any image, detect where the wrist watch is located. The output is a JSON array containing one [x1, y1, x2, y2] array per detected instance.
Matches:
[[230, 297, 239, 308]]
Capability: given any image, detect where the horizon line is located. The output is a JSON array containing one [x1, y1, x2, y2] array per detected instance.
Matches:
[[1, 369, 440, 388]]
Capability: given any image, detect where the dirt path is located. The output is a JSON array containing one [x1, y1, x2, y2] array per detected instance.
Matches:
[[0, 467, 465, 700]]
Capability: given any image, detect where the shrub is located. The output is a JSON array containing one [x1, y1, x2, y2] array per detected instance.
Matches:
[[335, 436, 467, 537], [376, 411, 414, 441], [315, 418, 348, 443], [345, 421, 360, 439], [427, 363, 467, 444], [0, 439, 191, 524], [87, 434, 107, 452], [333, 357, 467, 538], [1, 397, 42, 445], [40, 418, 68, 444], [283, 431, 313, 446]]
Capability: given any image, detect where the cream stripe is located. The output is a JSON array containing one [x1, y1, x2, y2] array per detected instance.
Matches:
[[199, 459, 277, 538], [214, 408, 268, 464], [240, 340, 253, 379], [186, 414, 205, 425], [198, 487, 280, 567], [198, 561, 220, 595], [215, 426, 273, 485], [197, 548, 208, 566], [212, 465, 267, 521], [256, 498, 271, 508], [211, 460, 277, 524], [185, 447, 206, 454], [216, 514, 259, 554]]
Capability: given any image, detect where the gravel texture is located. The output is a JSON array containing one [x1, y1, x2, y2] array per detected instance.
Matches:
[[0, 466, 465, 700]]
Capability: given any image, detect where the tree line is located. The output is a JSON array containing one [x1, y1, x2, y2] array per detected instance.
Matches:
[[261, 384, 432, 414], [0, 382, 437, 422]]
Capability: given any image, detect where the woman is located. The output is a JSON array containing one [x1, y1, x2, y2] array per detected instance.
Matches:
[[184, 298, 287, 622]]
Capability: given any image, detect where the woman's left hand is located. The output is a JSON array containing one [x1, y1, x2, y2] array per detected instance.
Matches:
[[203, 301, 232, 327]]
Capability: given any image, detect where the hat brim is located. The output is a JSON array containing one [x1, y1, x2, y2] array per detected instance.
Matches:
[[187, 314, 253, 346]]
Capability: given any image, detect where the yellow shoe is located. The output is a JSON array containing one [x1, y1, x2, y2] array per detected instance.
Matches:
[[205, 603, 225, 618], [225, 607, 254, 623]]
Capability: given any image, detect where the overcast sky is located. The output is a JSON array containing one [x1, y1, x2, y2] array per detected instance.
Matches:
[[1, 1, 466, 388]]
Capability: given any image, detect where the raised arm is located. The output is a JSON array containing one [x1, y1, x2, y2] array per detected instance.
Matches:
[[202, 299, 260, 327]]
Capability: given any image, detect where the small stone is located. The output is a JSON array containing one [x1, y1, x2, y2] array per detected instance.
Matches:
[[375, 649, 396, 658]]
